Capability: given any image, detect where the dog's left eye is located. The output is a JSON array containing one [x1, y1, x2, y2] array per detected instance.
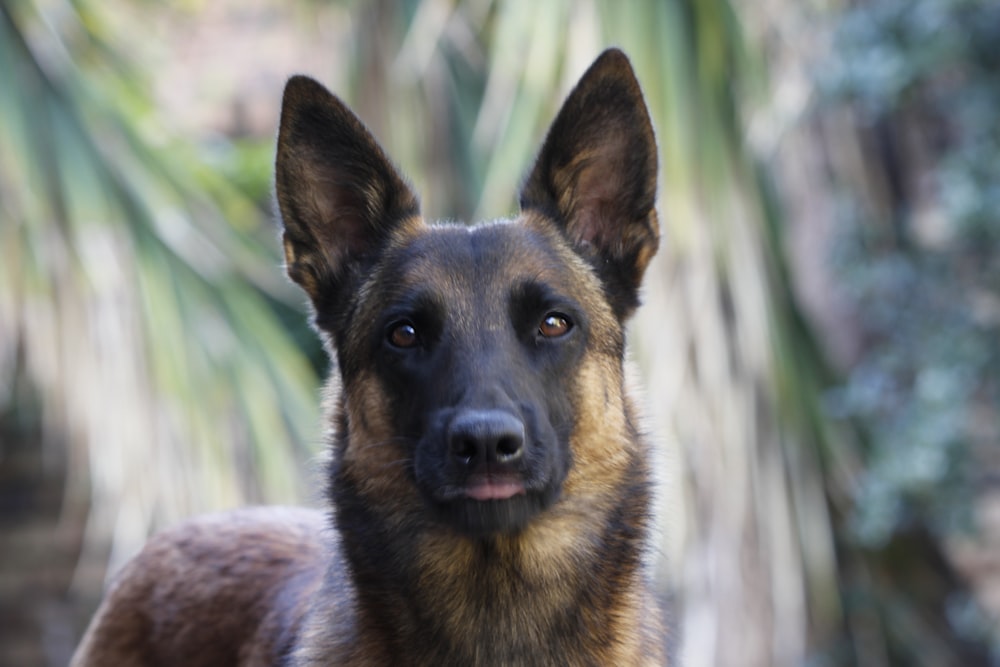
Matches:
[[387, 321, 419, 349], [538, 313, 572, 338]]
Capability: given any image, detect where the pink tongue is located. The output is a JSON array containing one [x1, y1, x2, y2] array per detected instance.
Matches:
[[465, 478, 525, 501]]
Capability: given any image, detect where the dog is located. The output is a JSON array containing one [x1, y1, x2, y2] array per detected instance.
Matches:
[[71, 47, 668, 666]]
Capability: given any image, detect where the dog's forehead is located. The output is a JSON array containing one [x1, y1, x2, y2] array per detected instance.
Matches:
[[383, 220, 576, 296]]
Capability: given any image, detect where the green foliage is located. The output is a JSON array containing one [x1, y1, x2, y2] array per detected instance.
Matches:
[[819, 0, 1000, 552], [0, 0, 321, 558]]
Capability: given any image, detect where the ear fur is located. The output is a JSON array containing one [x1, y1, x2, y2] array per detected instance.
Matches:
[[275, 76, 420, 312], [520, 48, 659, 320]]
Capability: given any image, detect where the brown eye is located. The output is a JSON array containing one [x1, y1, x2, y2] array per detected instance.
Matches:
[[539, 313, 572, 338], [388, 321, 419, 348]]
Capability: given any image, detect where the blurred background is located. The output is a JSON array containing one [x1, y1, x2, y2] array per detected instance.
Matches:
[[2, 0, 999, 665]]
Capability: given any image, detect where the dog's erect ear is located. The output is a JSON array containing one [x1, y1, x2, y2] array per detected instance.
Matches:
[[275, 76, 420, 307], [520, 49, 658, 320]]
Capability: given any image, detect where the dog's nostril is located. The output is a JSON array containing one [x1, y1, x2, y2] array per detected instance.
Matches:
[[453, 438, 478, 465], [447, 410, 525, 467], [495, 436, 521, 462]]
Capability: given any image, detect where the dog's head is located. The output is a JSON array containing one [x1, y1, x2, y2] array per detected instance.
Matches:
[[276, 49, 657, 538]]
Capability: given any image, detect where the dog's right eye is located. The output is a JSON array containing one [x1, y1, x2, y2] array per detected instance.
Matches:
[[387, 321, 419, 349], [538, 312, 573, 338]]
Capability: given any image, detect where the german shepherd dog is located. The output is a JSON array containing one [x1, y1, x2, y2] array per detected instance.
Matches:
[[71, 48, 667, 666]]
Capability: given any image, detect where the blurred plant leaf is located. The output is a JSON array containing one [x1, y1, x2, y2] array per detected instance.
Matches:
[[0, 0, 320, 576]]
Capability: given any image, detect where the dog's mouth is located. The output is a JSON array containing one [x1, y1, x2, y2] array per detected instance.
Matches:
[[429, 462, 536, 506], [420, 465, 560, 537], [463, 472, 526, 501]]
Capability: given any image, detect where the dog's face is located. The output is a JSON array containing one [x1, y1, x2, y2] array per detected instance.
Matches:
[[349, 222, 598, 536], [275, 49, 657, 538]]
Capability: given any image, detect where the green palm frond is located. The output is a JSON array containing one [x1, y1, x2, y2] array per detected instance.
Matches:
[[1, 1, 320, 576]]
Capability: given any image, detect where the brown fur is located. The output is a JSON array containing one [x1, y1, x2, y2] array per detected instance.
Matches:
[[71, 507, 327, 666], [72, 48, 669, 666]]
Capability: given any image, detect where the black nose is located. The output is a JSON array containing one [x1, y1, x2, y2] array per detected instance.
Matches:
[[448, 410, 525, 467]]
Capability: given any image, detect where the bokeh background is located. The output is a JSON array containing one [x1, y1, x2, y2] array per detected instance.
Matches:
[[3, 0, 999, 665]]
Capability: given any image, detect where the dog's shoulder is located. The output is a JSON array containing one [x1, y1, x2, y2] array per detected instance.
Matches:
[[71, 507, 329, 667]]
